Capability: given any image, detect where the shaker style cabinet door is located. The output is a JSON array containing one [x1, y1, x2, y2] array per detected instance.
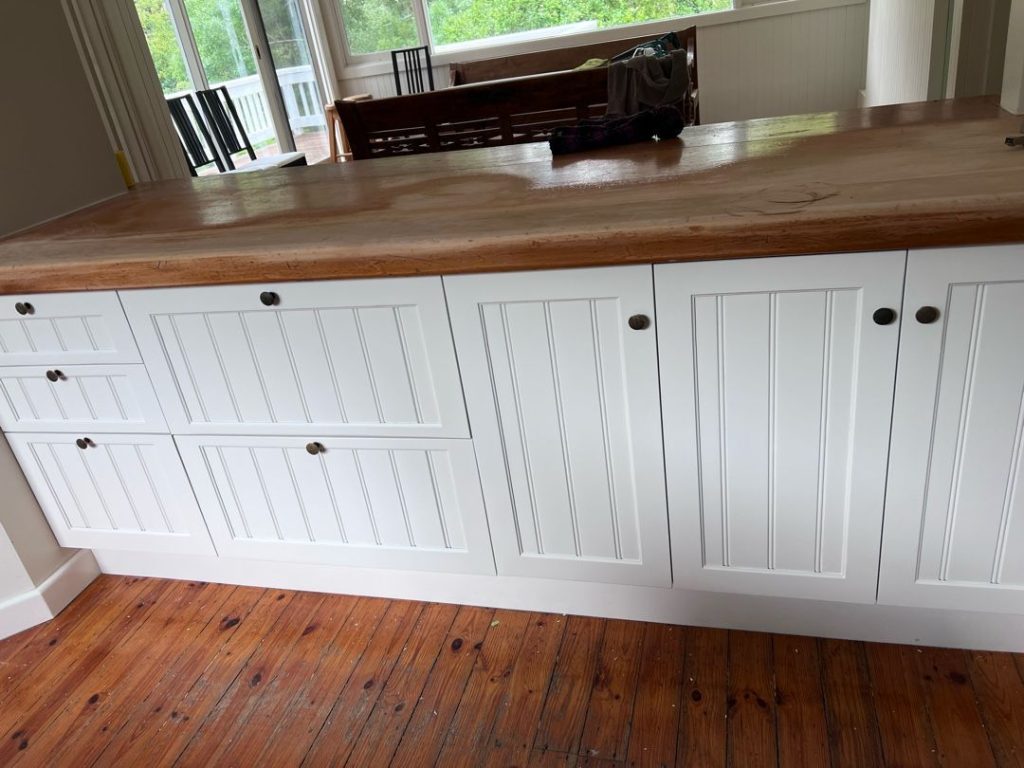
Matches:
[[656, 252, 905, 602], [175, 435, 495, 575], [880, 245, 1024, 613], [6, 432, 214, 555], [119, 278, 468, 438], [0, 292, 139, 366], [444, 266, 670, 587]]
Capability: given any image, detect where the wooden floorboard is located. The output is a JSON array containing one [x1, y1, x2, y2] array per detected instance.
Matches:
[[1, 576, 1022, 767]]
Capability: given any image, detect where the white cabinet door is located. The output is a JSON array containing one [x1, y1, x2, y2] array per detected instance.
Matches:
[[0, 292, 139, 366], [119, 278, 468, 437], [657, 252, 905, 602], [0, 365, 166, 433], [880, 245, 1024, 613], [176, 435, 494, 575], [7, 433, 214, 555], [445, 267, 669, 587]]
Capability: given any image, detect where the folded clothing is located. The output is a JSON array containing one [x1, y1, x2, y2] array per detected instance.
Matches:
[[549, 105, 684, 156]]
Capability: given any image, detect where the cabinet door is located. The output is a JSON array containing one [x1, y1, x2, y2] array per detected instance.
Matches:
[[880, 245, 1024, 613], [7, 433, 214, 555], [119, 278, 468, 437], [445, 267, 669, 587], [0, 292, 139, 366], [657, 252, 904, 602], [0, 365, 166, 433], [175, 436, 494, 575]]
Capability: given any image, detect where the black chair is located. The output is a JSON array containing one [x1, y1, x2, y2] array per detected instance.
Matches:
[[166, 94, 224, 176], [390, 45, 435, 96], [196, 86, 306, 172]]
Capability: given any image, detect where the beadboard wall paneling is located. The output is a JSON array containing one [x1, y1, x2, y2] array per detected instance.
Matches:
[[336, 3, 868, 124], [863, 0, 948, 106]]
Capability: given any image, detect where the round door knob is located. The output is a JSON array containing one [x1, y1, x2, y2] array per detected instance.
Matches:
[[259, 291, 280, 307], [14, 302, 34, 316], [75, 437, 95, 450], [305, 441, 325, 455], [915, 306, 941, 324], [628, 314, 651, 331], [45, 369, 66, 382], [872, 308, 897, 326]]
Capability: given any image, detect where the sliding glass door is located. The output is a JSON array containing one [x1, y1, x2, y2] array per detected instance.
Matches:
[[136, 0, 329, 169]]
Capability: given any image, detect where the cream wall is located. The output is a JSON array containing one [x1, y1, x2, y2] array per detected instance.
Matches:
[[0, 0, 125, 237]]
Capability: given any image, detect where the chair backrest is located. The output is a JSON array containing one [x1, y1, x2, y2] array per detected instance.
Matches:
[[336, 67, 607, 160], [390, 46, 435, 96], [166, 93, 224, 176], [196, 86, 256, 170]]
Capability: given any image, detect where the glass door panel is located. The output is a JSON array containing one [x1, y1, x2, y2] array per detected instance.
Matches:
[[135, 0, 193, 95], [256, 0, 329, 164]]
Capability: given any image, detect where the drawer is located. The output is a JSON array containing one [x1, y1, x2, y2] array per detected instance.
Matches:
[[0, 292, 140, 366], [0, 365, 167, 433], [175, 435, 495, 574], [7, 432, 215, 556], [120, 278, 469, 438]]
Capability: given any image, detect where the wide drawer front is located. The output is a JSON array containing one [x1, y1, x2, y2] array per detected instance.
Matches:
[[176, 435, 495, 574], [0, 365, 167, 433], [0, 292, 140, 366], [7, 432, 214, 556], [120, 278, 469, 438]]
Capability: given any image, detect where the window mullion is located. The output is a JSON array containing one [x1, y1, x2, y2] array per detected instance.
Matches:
[[164, 0, 208, 90], [412, 0, 434, 49]]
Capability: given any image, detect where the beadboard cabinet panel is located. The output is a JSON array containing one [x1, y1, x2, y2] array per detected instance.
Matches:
[[0, 292, 139, 366], [657, 252, 905, 602], [0, 365, 166, 433], [176, 435, 494, 574], [119, 278, 468, 438], [880, 245, 1024, 613], [7, 432, 213, 555], [444, 266, 670, 587]]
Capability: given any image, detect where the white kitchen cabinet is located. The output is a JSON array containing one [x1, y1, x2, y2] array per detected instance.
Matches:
[[0, 292, 139, 366], [880, 245, 1024, 613], [0, 365, 166, 433], [656, 252, 905, 602], [7, 432, 214, 555], [119, 278, 468, 438], [175, 435, 494, 574], [444, 267, 670, 587]]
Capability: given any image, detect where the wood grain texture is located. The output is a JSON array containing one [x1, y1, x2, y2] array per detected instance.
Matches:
[[3, 577, 1024, 767], [0, 99, 1020, 294]]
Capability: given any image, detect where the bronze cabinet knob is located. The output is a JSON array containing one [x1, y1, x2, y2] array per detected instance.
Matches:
[[872, 308, 897, 325], [915, 306, 941, 324], [628, 314, 651, 331], [75, 437, 95, 450], [14, 302, 34, 316], [305, 441, 325, 455], [45, 369, 66, 382], [259, 291, 280, 307]]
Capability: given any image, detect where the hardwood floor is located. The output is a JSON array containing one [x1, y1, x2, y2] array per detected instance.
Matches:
[[2, 576, 1024, 767]]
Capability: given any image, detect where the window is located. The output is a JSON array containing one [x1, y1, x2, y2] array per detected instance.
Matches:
[[339, 0, 732, 57]]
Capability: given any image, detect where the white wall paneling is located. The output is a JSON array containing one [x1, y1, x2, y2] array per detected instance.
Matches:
[[881, 245, 1024, 614], [444, 266, 670, 587], [657, 252, 906, 602], [120, 277, 468, 437], [0, 365, 166, 433], [0, 292, 140, 367], [7, 432, 214, 556], [863, 0, 950, 107], [176, 435, 494, 574]]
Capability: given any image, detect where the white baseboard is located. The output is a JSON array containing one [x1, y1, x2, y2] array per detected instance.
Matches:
[[0, 550, 100, 641], [93, 549, 1024, 652]]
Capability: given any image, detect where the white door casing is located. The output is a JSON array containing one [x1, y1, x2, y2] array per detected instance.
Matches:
[[444, 266, 670, 587], [656, 251, 905, 602], [880, 244, 1024, 613]]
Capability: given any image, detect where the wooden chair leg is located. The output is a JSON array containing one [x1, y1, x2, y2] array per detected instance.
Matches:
[[326, 105, 339, 163]]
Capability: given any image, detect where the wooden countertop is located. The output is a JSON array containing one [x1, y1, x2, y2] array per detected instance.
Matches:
[[2, 97, 1023, 293]]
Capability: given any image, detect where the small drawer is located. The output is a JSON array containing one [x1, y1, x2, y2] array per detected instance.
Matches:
[[7, 432, 215, 556], [0, 365, 166, 433], [0, 292, 140, 366]]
